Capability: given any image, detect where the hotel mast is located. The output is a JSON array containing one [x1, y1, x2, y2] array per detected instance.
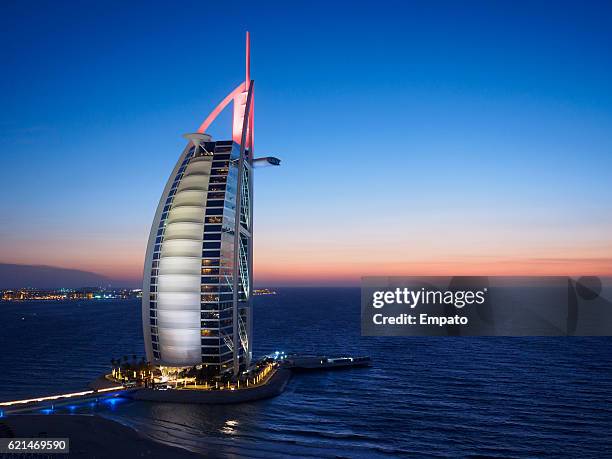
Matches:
[[142, 33, 279, 376]]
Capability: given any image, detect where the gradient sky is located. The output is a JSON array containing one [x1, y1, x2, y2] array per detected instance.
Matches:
[[1, 1, 611, 286]]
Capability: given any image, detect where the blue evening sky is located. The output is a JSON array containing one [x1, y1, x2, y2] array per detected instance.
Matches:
[[1, 1, 611, 284]]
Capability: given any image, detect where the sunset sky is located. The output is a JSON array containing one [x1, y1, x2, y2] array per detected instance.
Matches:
[[1, 1, 611, 286]]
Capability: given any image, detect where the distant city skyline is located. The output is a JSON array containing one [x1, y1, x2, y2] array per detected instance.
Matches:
[[1, 1, 611, 286]]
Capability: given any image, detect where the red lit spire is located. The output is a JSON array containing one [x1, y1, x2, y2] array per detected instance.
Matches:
[[245, 31, 250, 86], [197, 32, 254, 151]]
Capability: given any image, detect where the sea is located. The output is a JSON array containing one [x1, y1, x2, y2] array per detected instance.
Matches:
[[1, 288, 612, 458]]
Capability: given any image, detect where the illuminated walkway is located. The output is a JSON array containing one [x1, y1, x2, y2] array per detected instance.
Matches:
[[0, 385, 126, 414]]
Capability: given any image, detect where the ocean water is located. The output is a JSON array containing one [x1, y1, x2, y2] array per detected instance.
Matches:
[[1, 288, 612, 458]]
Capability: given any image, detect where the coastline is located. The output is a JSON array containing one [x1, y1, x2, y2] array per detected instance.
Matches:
[[0, 414, 202, 458]]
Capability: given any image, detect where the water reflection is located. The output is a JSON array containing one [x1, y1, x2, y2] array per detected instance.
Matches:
[[220, 419, 239, 435], [96, 399, 272, 456]]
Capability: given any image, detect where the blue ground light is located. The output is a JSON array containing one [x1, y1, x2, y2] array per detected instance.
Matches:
[[24, 395, 129, 416], [104, 397, 126, 410]]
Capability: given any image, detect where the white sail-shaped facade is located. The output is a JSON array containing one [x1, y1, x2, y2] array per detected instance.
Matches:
[[143, 136, 254, 375], [141, 33, 279, 377]]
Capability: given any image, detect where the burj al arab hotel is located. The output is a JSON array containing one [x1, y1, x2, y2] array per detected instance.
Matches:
[[142, 33, 280, 377]]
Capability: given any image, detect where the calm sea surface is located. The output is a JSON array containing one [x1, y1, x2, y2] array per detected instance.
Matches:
[[1, 288, 612, 458]]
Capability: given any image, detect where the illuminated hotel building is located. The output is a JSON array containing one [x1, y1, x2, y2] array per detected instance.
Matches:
[[142, 33, 279, 376]]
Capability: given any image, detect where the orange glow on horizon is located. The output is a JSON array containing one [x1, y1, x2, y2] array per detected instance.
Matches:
[[4, 254, 608, 287], [1, 230, 610, 286], [252, 256, 612, 285]]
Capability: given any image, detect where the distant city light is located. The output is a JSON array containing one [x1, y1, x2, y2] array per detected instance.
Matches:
[[0, 287, 143, 302]]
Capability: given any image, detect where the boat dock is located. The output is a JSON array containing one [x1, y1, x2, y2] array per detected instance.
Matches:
[[271, 352, 372, 371]]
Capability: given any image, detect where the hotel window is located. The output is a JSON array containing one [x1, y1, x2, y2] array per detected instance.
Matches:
[[200, 328, 219, 337], [204, 224, 222, 233], [201, 276, 219, 284], [206, 200, 225, 208], [205, 216, 222, 224], [201, 311, 219, 320], [201, 294, 219, 302], [203, 242, 221, 249], [202, 250, 221, 257]]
